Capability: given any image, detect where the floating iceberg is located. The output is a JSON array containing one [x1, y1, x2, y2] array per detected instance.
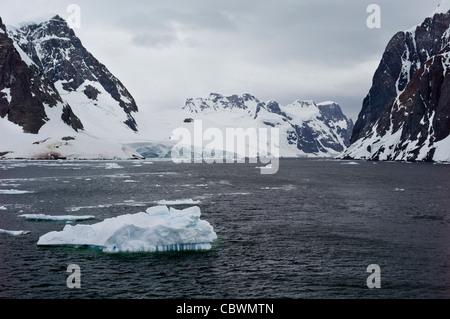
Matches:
[[0, 189, 33, 194], [37, 206, 217, 253], [105, 163, 123, 169], [341, 161, 359, 165], [19, 214, 95, 222], [0, 229, 31, 236], [156, 199, 202, 205]]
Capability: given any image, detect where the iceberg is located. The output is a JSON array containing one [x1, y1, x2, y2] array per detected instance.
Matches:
[[19, 214, 95, 222], [156, 199, 202, 205], [105, 163, 124, 169], [37, 206, 217, 253], [341, 161, 359, 165], [0, 189, 33, 194], [0, 229, 31, 236]]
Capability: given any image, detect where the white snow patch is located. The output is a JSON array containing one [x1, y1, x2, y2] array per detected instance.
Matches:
[[1, 88, 11, 103], [12, 42, 37, 67], [433, 134, 450, 162]]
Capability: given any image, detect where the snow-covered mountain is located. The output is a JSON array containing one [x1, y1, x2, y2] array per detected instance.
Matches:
[[344, 2, 450, 162], [0, 15, 353, 160], [0, 15, 142, 159], [177, 93, 353, 158]]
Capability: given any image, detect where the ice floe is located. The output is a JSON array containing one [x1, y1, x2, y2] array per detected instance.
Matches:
[[105, 163, 124, 169], [156, 199, 202, 205], [0, 229, 31, 236], [0, 189, 33, 194], [37, 206, 217, 253], [19, 214, 95, 222]]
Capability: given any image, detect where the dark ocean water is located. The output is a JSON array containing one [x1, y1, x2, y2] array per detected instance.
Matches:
[[0, 158, 449, 299]]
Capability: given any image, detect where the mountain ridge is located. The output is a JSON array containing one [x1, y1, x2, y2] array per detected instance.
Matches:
[[0, 15, 142, 159], [1, 15, 141, 136], [1, 15, 354, 160], [344, 6, 450, 162], [180, 92, 354, 158]]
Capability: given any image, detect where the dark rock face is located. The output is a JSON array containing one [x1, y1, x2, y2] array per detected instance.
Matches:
[[83, 85, 101, 101], [0, 17, 82, 133], [289, 102, 353, 154], [351, 11, 450, 145], [318, 102, 354, 147], [1, 15, 139, 134], [345, 9, 450, 162], [372, 45, 450, 161]]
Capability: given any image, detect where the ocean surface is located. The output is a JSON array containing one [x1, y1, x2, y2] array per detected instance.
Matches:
[[0, 158, 449, 299]]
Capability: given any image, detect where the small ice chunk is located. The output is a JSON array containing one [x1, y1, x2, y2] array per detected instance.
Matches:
[[0, 189, 33, 194], [105, 164, 121, 169], [0, 229, 31, 236], [19, 214, 95, 222], [255, 163, 272, 169], [37, 206, 217, 253], [0, 205, 7, 210], [156, 199, 202, 205]]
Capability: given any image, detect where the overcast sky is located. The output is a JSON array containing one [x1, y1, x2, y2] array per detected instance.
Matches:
[[0, 0, 444, 120]]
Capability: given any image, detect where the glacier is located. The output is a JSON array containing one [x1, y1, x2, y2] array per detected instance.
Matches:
[[37, 206, 217, 253]]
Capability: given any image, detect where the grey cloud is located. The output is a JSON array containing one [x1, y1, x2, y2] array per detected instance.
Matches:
[[132, 32, 178, 48], [0, 0, 443, 118], [116, 5, 237, 32]]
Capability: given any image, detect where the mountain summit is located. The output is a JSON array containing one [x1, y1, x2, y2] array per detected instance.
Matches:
[[1, 15, 354, 160], [0, 15, 142, 158], [344, 4, 450, 162], [182, 93, 353, 157]]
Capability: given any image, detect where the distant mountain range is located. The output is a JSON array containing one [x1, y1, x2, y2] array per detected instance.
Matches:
[[180, 93, 353, 158], [1, 2, 448, 162], [0, 15, 353, 159]]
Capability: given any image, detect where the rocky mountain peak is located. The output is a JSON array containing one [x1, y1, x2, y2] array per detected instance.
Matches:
[[1, 15, 140, 135], [344, 7, 450, 162], [0, 18, 6, 32], [182, 92, 354, 157]]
